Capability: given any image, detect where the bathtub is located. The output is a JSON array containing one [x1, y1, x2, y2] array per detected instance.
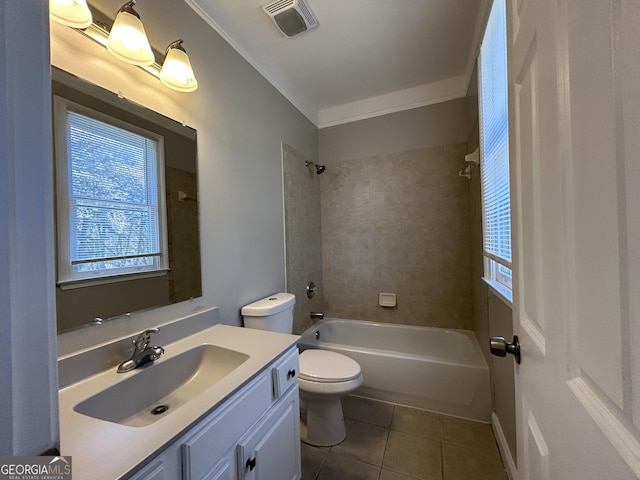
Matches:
[[298, 318, 491, 422]]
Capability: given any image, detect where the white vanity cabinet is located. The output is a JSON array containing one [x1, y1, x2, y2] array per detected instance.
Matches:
[[128, 346, 301, 480]]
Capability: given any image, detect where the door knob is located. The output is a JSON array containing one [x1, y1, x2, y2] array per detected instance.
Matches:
[[490, 335, 521, 364]]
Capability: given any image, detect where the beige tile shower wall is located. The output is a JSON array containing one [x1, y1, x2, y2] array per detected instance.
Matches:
[[165, 166, 202, 304], [282, 143, 325, 334], [321, 144, 472, 329]]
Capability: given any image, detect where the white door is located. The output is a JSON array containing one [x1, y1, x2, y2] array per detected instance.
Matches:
[[508, 0, 640, 478]]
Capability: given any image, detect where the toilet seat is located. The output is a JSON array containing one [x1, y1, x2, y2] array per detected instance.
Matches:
[[299, 349, 361, 383]]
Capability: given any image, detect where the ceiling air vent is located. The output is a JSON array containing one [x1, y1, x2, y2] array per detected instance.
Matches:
[[262, 0, 318, 38]]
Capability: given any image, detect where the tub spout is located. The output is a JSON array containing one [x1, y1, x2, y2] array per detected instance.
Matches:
[[310, 312, 324, 320]]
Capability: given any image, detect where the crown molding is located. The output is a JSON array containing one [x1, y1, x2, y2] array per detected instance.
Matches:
[[317, 75, 468, 129]]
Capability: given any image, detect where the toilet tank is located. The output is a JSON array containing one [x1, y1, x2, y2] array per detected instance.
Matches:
[[241, 293, 296, 334]]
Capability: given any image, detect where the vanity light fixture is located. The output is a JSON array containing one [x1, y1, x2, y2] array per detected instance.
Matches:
[[52, 1, 198, 93], [106, 1, 154, 66], [159, 40, 198, 93], [49, 0, 93, 29]]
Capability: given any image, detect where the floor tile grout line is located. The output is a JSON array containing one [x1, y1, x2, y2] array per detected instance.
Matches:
[[440, 414, 445, 480], [328, 444, 385, 468], [441, 439, 503, 456], [440, 433, 445, 480], [379, 405, 394, 471], [313, 447, 330, 480], [318, 449, 384, 478], [318, 404, 393, 476]]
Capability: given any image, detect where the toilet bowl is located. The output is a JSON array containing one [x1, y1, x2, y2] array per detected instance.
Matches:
[[241, 293, 363, 447], [298, 349, 363, 446]]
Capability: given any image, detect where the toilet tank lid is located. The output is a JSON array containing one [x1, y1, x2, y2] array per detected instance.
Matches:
[[241, 292, 296, 316]]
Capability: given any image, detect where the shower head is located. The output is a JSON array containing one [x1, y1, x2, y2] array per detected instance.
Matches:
[[305, 160, 326, 175]]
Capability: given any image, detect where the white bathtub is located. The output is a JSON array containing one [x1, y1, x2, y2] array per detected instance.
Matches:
[[298, 318, 491, 422]]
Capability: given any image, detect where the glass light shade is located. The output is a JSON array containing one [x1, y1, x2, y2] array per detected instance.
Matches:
[[160, 46, 198, 92], [106, 10, 154, 66], [50, 0, 93, 28]]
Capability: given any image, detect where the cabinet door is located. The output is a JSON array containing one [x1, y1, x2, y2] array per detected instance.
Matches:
[[128, 446, 181, 480], [201, 446, 236, 480], [128, 460, 167, 480], [237, 386, 301, 480], [182, 374, 271, 480]]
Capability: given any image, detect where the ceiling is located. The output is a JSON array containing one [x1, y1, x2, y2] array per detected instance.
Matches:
[[184, 0, 490, 128]]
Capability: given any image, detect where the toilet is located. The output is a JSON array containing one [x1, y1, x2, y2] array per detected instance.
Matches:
[[241, 293, 363, 446]]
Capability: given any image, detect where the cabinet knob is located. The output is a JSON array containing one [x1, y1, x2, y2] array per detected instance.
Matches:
[[287, 369, 296, 379], [246, 457, 257, 471]]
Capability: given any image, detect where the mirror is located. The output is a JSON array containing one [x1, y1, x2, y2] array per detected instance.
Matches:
[[52, 67, 202, 333]]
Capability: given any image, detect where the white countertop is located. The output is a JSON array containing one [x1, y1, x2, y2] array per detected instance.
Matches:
[[59, 324, 299, 479]]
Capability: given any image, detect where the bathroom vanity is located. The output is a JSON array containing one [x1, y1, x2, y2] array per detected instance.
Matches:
[[58, 308, 301, 479]]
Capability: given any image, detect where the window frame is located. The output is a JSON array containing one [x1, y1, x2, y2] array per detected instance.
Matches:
[[478, 0, 513, 302], [53, 95, 169, 288]]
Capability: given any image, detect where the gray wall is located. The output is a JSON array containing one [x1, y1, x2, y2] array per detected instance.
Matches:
[[320, 97, 473, 164], [318, 99, 474, 329], [50, 0, 318, 327]]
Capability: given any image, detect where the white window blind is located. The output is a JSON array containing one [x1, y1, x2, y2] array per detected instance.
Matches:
[[55, 97, 167, 285], [479, 0, 512, 269]]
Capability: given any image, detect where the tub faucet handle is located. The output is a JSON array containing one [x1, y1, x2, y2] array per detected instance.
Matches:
[[310, 312, 324, 320], [306, 281, 318, 299]]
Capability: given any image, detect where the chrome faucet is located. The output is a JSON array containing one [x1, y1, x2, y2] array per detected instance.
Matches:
[[117, 328, 165, 373], [310, 312, 324, 320]]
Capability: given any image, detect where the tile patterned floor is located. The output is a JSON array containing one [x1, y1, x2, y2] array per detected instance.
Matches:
[[301, 396, 508, 480]]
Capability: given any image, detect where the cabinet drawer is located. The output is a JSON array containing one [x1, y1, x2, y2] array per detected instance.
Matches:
[[271, 347, 299, 399], [182, 374, 271, 480]]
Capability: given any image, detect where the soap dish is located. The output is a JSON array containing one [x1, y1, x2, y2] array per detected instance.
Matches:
[[378, 293, 397, 308]]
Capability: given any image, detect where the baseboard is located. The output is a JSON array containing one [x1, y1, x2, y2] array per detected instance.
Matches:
[[492, 412, 518, 480]]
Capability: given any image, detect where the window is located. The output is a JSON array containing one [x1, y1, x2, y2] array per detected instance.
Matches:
[[54, 96, 168, 287], [479, 0, 512, 298]]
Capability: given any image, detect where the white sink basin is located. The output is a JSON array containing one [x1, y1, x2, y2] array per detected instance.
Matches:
[[74, 344, 249, 427]]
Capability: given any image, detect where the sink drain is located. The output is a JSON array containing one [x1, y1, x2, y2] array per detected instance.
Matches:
[[150, 404, 170, 415]]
